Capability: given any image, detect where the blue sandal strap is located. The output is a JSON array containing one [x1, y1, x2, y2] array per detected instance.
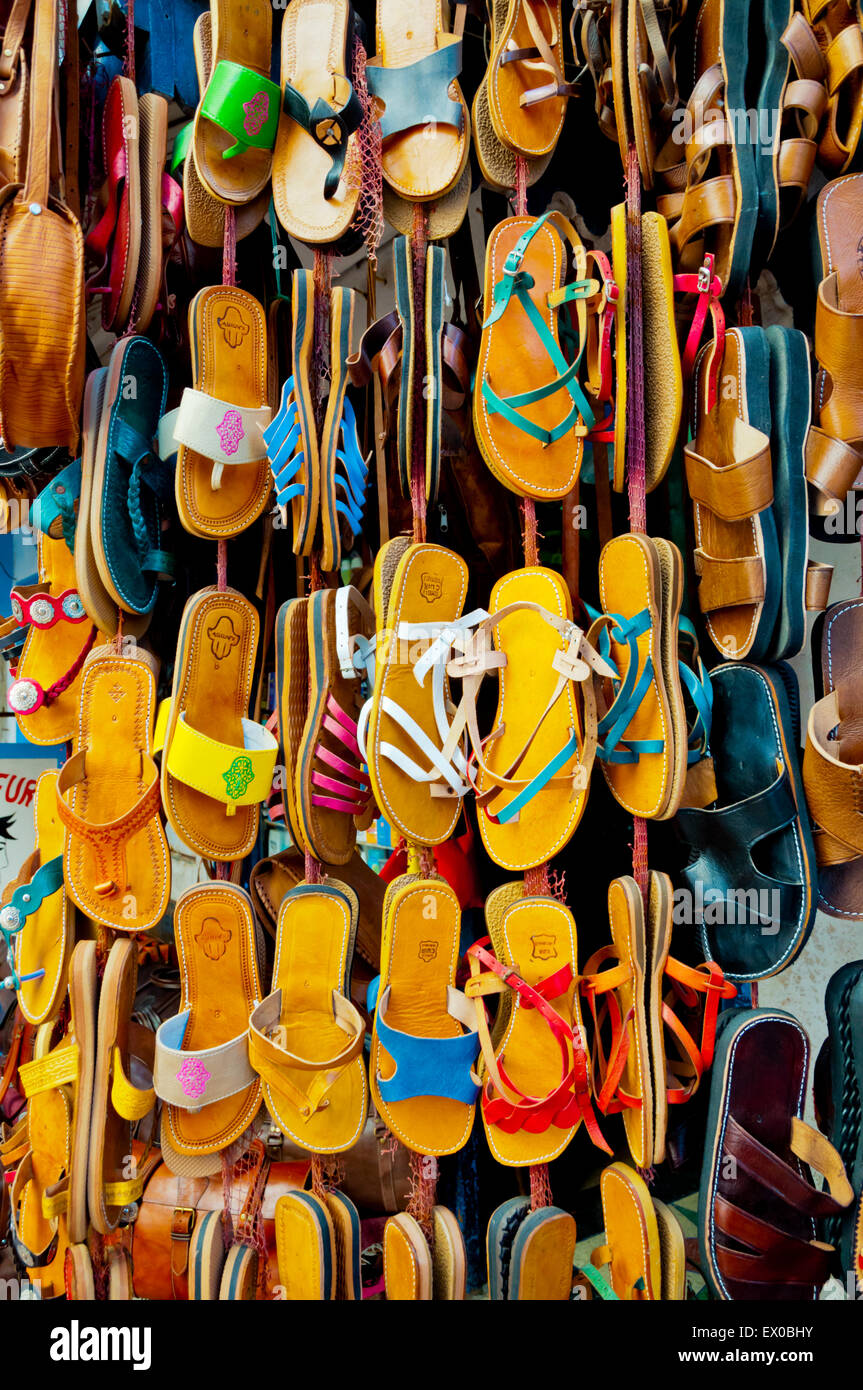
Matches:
[[0, 854, 64, 941], [366, 40, 464, 141], [371, 983, 480, 1105]]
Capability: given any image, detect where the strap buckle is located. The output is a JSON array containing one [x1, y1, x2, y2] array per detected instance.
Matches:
[[171, 1207, 197, 1241]]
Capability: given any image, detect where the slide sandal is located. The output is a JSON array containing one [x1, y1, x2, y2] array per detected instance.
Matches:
[[155, 882, 263, 1157], [249, 881, 368, 1154], [57, 644, 171, 934], [369, 875, 479, 1156], [161, 586, 278, 862]]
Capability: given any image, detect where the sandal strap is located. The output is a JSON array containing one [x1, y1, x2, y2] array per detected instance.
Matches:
[[56, 749, 161, 900], [366, 38, 465, 141], [724, 1114, 853, 1217], [580, 947, 641, 1113], [370, 982, 481, 1105], [805, 425, 863, 517], [249, 987, 365, 1119], [713, 1192, 835, 1287], [9, 1152, 59, 1268], [154, 1009, 258, 1111], [0, 853, 63, 940], [283, 74, 363, 200], [160, 389, 272, 491], [804, 687, 863, 864], [200, 60, 280, 157], [165, 712, 278, 814], [31, 457, 81, 546]]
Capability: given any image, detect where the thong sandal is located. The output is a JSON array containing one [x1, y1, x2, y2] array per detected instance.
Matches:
[[455, 566, 613, 872], [154, 883, 262, 1157], [474, 211, 598, 500], [803, 598, 863, 918], [161, 586, 278, 862], [676, 661, 817, 980], [162, 285, 273, 539], [466, 895, 608, 1167], [249, 882, 368, 1154], [486, 0, 575, 158], [592, 1161, 662, 1299], [471, 66, 553, 191], [191, 0, 278, 205], [58, 644, 170, 934], [699, 1007, 853, 1300], [360, 539, 477, 847], [273, 0, 363, 244], [366, 0, 470, 203], [806, 175, 863, 531], [296, 585, 374, 865], [368, 876, 480, 1156]]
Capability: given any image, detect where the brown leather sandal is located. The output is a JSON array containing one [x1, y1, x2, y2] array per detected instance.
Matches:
[[802, 0, 863, 172]]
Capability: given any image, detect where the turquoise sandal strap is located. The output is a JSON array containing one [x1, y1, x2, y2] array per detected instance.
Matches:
[[493, 727, 581, 825], [365, 40, 464, 141], [201, 60, 280, 159]]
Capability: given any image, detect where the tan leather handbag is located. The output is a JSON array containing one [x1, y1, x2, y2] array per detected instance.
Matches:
[[0, 0, 83, 449]]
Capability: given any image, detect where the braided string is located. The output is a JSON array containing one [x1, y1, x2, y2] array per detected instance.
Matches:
[[44, 625, 97, 703], [127, 460, 151, 562]]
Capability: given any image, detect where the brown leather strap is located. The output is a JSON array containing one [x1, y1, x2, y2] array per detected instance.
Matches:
[[693, 550, 765, 612], [714, 1193, 835, 1286], [0, 0, 33, 84], [805, 425, 863, 515], [805, 560, 833, 611], [724, 1115, 851, 1218], [22, 0, 58, 207], [684, 439, 773, 522], [63, 0, 79, 218], [803, 687, 863, 864]]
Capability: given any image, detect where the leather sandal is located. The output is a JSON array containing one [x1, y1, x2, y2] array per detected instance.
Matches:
[[263, 269, 320, 557], [383, 1210, 432, 1299], [803, 598, 863, 918], [249, 881, 368, 1154], [699, 1006, 853, 1300], [486, 0, 576, 158], [191, 0, 278, 205], [320, 286, 367, 572], [1, 771, 70, 1027], [154, 883, 263, 1157], [160, 586, 278, 862], [676, 661, 818, 981], [273, 0, 363, 244], [487, 1196, 576, 1299], [806, 174, 863, 533], [58, 644, 171, 934], [801, 0, 863, 172], [466, 895, 609, 1166], [591, 1160, 662, 1298], [368, 875, 480, 1155], [274, 597, 313, 856], [85, 76, 141, 335], [621, 0, 687, 189], [821, 961, 863, 1289]]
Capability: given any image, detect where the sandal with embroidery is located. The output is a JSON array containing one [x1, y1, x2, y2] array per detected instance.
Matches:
[[474, 211, 599, 500], [249, 881, 368, 1154], [368, 876, 480, 1156], [273, 0, 363, 243], [57, 644, 171, 934], [191, 0, 279, 205], [465, 895, 609, 1167], [295, 585, 374, 865]]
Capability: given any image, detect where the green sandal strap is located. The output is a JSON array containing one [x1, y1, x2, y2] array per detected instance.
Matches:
[[282, 76, 363, 199], [200, 60, 280, 160]]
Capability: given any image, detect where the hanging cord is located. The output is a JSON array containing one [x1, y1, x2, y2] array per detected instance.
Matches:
[[123, 0, 135, 85]]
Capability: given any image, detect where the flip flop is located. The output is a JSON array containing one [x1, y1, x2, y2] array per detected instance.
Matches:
[[161, 586, 278, 862], [366, 0, 470, 203], [804, 599, 863, 918], [296, 585, 374, 864], [486, 0, 574, 158], [90, 334, 173, 620], [17, 939, 96, 1246], [474, 212, 596, 500], [57, 644, 170, 934], [275, 1190, 336, 1299], [589, 532, 686, 820], [249, 882, 368, 1154], [361, 539, 474, 847], [182, 13, 269, 248], [592, 1161, 661, 1299], [273, 0, 363, 244], [4, 1067, 70, 1296], [822, 961, 863, 1287], [466, 895, 603, 1167], [262, 269, 319, 557], [383, 1210, 432, 1299], [4, 771, 70, 1026], [465, 566, 609, 872], [88, 938, 155, 1234], [191, 0, 278, 206], [369, 875, 480, 1156], [676, 662, 817, 980], [164, 285, 273, 539], [698, 1007, 853, 1300], [154, 882, 263, 1157]]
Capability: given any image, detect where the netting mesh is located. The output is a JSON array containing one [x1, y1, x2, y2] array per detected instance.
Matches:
[[406, 1150, 437, 1243], [220, 1141, 269, 1283], [530, 1161, 553, 1210], [350, 40, 384, 267]]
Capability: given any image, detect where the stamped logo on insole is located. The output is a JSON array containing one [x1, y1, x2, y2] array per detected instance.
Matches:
[[207, 615, 240, 660], [217, 305, 250, 350], [195, 916, 232, 961], [418, 940, 438, 962], [419, 574, 442, 603], [530, 934, 557, 961]]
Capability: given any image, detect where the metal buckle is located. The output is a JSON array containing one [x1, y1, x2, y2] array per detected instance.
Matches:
[[171, 1207, 196, 1241]]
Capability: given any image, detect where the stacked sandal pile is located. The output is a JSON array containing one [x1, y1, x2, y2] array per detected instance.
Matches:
[[0, 0, 861, 1309]]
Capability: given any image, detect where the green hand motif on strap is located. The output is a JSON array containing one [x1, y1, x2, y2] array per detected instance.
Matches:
[[282, 77, 363, 199], [481, 210, 598, 446], [201, 61, 281, 160]]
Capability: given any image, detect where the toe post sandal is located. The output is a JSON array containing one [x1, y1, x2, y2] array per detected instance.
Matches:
[[591, 1161, 662, 1300]]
